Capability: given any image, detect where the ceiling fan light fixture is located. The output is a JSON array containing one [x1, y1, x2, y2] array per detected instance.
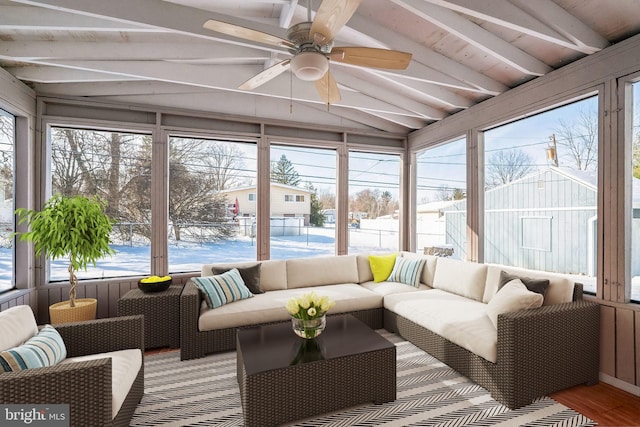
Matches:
[[290, 51, 329, 81]]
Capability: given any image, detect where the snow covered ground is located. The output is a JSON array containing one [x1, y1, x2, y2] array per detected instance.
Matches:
[[2, 225, 638, 300]]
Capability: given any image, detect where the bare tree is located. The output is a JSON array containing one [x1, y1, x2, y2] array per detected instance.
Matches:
[[486, 149, 535, 187], [435, 185, 464, 201], [349, 189, 398, 219], [318, 190, 335, 210], [0, 116, 14, 200], [553, 106, 598, 170]]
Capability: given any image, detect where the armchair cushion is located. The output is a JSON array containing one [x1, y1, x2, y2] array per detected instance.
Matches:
[[0, 305, 38, 351], [0, 325, 66, 372], [60, 348, 142, 419]]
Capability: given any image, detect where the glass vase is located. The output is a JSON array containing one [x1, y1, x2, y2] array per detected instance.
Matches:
[[291, 315, 326, 339]]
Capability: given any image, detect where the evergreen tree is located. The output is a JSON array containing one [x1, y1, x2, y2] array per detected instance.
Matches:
[[271, 154, 301, 186], [306, 182, 324, 227]]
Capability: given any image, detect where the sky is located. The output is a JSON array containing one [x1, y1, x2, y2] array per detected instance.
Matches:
[[416, 95, 601, 204]]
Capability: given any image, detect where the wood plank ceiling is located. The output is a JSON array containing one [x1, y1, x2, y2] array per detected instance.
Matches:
[[0, 0, 639, 135]]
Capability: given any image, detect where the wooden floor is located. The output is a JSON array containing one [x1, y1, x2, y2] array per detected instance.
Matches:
[[550, 382, 640, 426], [145, 348, 639, 426]]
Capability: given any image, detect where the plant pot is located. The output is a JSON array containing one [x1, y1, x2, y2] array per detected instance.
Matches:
[[49, 298, 97, 324]]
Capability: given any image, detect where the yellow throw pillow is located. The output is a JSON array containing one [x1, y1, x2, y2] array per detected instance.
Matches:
[[368, 253, 398, 283]]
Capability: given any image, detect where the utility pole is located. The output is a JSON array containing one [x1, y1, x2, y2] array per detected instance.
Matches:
[[547, 134, 559, 167]]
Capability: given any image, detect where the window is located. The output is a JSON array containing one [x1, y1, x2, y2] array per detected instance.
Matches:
[[415, 137, 466, 259], [270, 145, 336, 259], [248, 193, 256, 202], [168, 137, 257, 272], [348, 151, 401, 254], [630, 81, 640, 302], [484, 96, 599, 294], [284, 194, 305, 202], [0, 109, 14, 293], [49, 127, 151, 281]]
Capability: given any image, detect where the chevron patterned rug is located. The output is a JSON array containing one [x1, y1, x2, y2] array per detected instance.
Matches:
[[131, 330, 595, 426]]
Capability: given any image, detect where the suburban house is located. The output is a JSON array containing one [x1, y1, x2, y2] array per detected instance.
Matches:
[[2, 1, 640, 425], [220, 183, 311, 221]]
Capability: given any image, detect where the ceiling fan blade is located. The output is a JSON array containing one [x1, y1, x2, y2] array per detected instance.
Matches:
[[310, 0, 362, 43], [203, 20, 294, 49], [330, 47, 412, 70], [239, 59, 291, 90], [314, 71, 341, 104]]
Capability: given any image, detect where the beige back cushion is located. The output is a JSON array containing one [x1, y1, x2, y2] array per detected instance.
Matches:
[[356, 254, 374, 283], [400, 252, 438, 286], [0, 305, 39, 351], [201, 259, 287, 291], [432, 257, 487, 302], [483, 264, 575, 305], [286, 255, 359, 289]]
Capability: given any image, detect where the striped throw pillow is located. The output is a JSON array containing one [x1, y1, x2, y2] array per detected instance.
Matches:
[[0, 325, 67, 372], [387, 257, 426, 287], [193, 268, 254, 309]]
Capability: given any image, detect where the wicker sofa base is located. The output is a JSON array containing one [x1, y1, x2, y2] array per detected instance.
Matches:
[[180, 280, 383, 361], [384, 302, 600, 409]]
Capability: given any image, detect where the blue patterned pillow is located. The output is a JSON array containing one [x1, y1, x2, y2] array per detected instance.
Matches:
[[0, 325, 67, 372], [387, 257, 426, 287], [193, 268, 254, 309]]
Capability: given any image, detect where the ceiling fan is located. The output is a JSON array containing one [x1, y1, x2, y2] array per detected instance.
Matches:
[[203, 0, 412, 104]]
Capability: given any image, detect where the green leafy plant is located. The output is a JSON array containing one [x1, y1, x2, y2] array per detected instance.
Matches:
[[14, 195, 116, 307]]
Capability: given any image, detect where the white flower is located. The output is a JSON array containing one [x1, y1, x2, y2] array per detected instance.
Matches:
[[286, 291, 335, 319], [298, 295, 311, 309], [286, 298, 299, 315]]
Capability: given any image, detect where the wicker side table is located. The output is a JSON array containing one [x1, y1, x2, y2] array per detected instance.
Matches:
[[117, 284, 184, 350]]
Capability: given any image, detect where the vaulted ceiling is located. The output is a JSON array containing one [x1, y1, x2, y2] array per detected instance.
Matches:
[[1, 0, 640, 135]]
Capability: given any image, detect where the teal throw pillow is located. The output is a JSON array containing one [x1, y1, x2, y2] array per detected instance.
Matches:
[[211, 263, 263, 294], [0, 324, 67, 372], [387, 257, 426, 287], [193, 268, 254, 309]]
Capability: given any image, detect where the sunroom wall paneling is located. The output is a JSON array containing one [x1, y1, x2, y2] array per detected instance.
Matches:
[[0, 67, 37, 311], [408, 32, 640, 395]]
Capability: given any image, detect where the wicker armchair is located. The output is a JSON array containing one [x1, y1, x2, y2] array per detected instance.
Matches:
[[0, 313, 144, 427]]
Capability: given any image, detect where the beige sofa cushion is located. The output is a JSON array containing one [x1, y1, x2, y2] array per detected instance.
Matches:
[[0, 305, 39, 351], [198, 284, 382, 331], [360, 280, 431, 297], [384, 289, 497, 363], [286, 255, 359, 289], [202, 259, 287, 291], [60, 349, 142, 419], [432, 257, 487, 302], [400, 252, 438, 286], [483, 264, 575, 305], [356, 254, 374, 283]]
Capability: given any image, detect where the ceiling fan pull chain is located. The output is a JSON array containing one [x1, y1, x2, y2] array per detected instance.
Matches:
[[290, 70, 293, 114]]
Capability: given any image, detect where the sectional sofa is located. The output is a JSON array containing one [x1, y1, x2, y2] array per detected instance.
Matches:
[[180, 252, 599, 409]]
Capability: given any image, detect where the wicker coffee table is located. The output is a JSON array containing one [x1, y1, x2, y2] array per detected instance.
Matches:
[[236, 314, 396, 427]]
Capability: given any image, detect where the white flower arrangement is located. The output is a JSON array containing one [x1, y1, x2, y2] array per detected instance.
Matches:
[[286, 291, 335, 320]]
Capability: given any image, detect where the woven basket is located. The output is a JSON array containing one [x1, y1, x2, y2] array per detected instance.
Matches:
[[49, 298, 97, 324]]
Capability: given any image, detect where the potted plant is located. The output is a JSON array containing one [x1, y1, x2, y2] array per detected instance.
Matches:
[[15, 194, 116, 323]]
